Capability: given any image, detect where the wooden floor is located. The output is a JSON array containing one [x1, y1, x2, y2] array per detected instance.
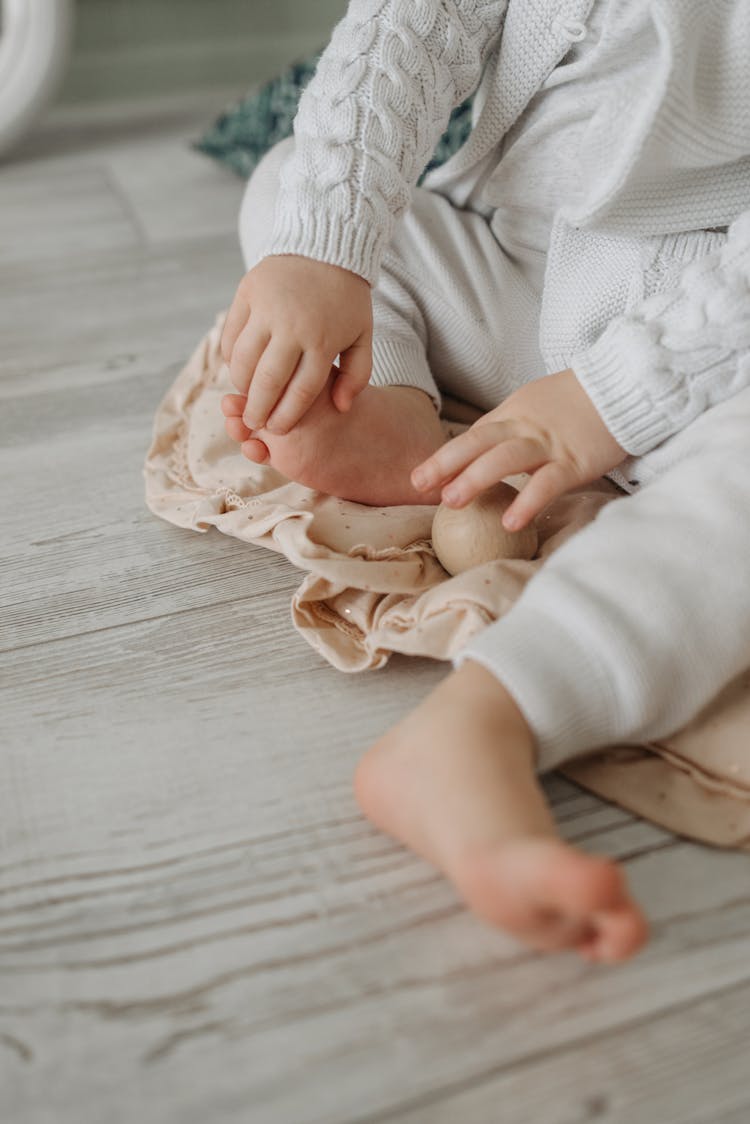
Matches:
[[2, 95, 750, 1124]]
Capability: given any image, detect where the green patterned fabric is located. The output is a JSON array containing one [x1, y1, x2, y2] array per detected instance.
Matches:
[[194, 48, 475, 185]]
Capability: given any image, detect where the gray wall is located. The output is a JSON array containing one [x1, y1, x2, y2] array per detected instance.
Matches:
[[60, 0, 347, 102]]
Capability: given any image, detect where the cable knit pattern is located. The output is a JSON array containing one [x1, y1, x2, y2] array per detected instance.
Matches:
[[570, 210, 750, 455], [260, 0, 507, 285]]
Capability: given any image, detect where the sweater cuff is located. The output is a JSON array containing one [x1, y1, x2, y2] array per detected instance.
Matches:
[[370, 337, 442, 414], [260, 194, 386, 288], [452, 606, 626, 773], [569, 323, 676, 456]]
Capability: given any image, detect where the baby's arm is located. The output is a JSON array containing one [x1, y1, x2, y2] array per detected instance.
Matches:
[[412, 210, 750, 526], [264, 0, 508, 287], [223, 0, 509, 435], [569, 210, 750, 457]]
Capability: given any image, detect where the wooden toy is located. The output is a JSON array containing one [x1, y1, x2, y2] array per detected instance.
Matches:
[[431, 481, 538, 574]]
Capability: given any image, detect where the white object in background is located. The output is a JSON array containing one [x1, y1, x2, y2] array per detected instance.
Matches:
[[0, 0, 74, 158]]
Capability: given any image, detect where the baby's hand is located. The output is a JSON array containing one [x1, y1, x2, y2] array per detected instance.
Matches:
[[411, 368, 627, 530], [220, 255, 373, 435]]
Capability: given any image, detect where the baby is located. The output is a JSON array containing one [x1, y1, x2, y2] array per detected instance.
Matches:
[[220, 0, 750, 962]]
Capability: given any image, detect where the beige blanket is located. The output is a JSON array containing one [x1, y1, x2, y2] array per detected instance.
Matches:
[[144, 314, 750, 850]]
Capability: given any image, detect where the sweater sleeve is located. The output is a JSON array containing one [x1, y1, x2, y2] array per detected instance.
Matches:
[[569, 210, 750, 456], [257, 0, 508, 286]]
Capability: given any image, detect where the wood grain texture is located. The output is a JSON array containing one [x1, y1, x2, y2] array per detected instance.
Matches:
[[2, 95, 749, 1124]]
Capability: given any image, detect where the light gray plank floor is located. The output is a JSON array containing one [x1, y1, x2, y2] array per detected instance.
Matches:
[[2, 95, 749, 1124]]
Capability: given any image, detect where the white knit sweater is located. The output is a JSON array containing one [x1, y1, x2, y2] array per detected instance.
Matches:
[[261, 0, 750, 464]]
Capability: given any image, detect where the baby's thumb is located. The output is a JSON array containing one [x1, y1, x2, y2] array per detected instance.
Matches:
[[331, 340, 373, 413]]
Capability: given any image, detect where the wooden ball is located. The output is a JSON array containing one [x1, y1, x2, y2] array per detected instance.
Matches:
[[431, 481, 538, 575]]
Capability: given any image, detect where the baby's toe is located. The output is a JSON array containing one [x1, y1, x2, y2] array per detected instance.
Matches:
[[225, 415, 252, 443], [221, 393, 247, 417], [241, 437, 270, 463], [578, 904, 649, 963]]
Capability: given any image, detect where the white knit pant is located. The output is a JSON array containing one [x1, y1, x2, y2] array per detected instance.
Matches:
[[240, 139, 750, 772]]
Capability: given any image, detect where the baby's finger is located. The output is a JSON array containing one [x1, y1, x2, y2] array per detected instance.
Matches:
[[229, 323, 271, 396], [243, 338, 304, 430], [221, 288, 251, 364], [225, 415, 252, 443], [331, 337, 373, 413], [265, 350, 333, 434], [502, 461, 576, 531], [221, 393, 248, 418], [441, 437, 544, 508], [412, 421, 516, 492]]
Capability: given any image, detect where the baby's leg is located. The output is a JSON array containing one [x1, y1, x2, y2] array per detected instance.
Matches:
[[223, 376, 445, 505], [357, 386, 750, 962], [355, 660, 647, 962], [452, 387, 750, 772]]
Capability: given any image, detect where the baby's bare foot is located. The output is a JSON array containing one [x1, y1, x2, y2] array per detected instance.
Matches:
[[221, 374, 445, 506], [354, 661, 648, 962]]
